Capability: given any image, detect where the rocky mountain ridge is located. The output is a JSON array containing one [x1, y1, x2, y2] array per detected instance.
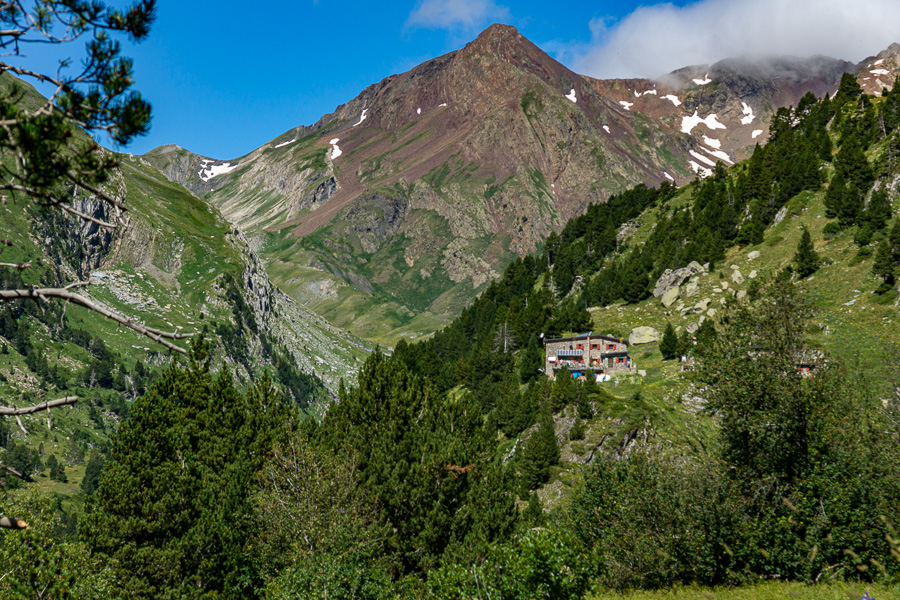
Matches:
[[146, 25, 900, 344]]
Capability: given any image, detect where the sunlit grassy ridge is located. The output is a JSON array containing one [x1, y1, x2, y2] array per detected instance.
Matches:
[[591, 581, 900, 600]]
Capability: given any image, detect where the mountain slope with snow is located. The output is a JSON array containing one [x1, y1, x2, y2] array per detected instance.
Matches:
[[145, 25, 900, 345]]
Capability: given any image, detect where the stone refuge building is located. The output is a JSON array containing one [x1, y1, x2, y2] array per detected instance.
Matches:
[[543, 331, 635, 380]]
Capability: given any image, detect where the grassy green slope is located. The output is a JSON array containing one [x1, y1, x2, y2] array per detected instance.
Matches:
[[536, 173, 900, 514], [0, 147, 374, 511]]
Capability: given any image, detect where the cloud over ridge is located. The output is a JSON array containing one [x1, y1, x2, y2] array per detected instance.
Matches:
[[570, 0, 900, 79], [407, 0, 509, 31]]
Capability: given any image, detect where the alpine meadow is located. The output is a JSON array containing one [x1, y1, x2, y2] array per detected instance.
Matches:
[[2, 1, 900, 599]]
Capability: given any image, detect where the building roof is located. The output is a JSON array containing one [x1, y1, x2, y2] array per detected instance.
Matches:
[[543, 331, 626, 345]]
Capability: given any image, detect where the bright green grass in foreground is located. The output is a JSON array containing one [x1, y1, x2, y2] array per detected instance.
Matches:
[[592, 582, 900, 600]]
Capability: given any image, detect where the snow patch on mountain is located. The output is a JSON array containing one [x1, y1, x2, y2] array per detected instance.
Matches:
[[664, 172, 675, 181], [352, 108, 369, 127], [740, 102, 756, 125], [702, 135, 721, 149], [198, 160, 238, 182], [681, 111, 726, 134], [603, 125, 611, 134], [689, 160, 712, 178], [566, 88, 577, 103], [619, 100, 634, 110], [689, 150, 717, 167], [274, 139, 296, 149], [700, 146, 733, 164], [693, 74, 712, 85], [871, 69, 891, 76], [752, 129, 764, 139], [329, 139, 342, 159], [662, 94, 682, 106]]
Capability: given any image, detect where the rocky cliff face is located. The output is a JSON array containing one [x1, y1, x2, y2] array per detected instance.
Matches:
[[145, 25, 900, 344], [38, 173, 126, 280]]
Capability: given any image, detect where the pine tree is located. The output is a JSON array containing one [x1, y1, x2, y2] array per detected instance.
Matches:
[[824, 171, 846, 219], [873, 239, 896, 291], [519, 412, 560, 491], [82, 339, 297, 599], [519, 334, 543, 384], [659, 322, 680, 360], [838, 183, 864, 228], [550, 368, 575, 411], [622, 259, 650, 304], [81, 451, 106, 495], [794, 228, 820, 278], [45, 454, 66, 483], [319, 349, 517, 575], [833, 72, 863, 111], [569, 416, 585, 441], [737, 216, 765, 246], [890, 219, 900, 264], [577, 383, 594, 420], [865, 188, 892, 232], [522, 492, 545, 526]]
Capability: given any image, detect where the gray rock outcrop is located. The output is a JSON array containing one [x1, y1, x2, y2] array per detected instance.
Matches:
[[683, 297, 712, 315], [653, 261, 706, 297], [343, 191, 410, 254], [629, 326, 660, 345], [684, 278, 699, 298], [732, 269, 745, 285], [661, 285, 680, 308]]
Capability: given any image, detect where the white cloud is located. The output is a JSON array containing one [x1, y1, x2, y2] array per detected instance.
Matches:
[[568, 0, 900, 79], [407, 0, 509, 30]]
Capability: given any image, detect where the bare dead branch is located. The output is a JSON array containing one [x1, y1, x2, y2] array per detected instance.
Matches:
[[0, 462, 24, 479], [0, 262, 29, 269], [0, 286, 192, 354], [0, 395, 77, 416], [64, 171, 127, 212], [58, 202, 118, 229], [0, 516, 28, 530], [0, 61, 63, 86]]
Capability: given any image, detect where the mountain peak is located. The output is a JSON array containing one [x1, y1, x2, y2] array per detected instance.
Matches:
[[465, 23, 536, 58], [472, 23, 521, 43], [460, 22, 576, 88]]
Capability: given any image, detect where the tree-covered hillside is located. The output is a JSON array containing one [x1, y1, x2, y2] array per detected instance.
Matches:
[[5, 19, 900, 598]]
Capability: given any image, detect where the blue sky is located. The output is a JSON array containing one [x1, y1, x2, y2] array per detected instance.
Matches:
[[25, 0, 900, 160], [116, 0, 667, 159]]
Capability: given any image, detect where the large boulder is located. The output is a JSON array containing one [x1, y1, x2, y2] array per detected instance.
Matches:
[[682, 297, 711, 316], [652, 261, 706, 298], [661, 285, 680, 308], [684, 278, 699, 298], [629, 326, 660, 345], [732, 269, 745, 285]]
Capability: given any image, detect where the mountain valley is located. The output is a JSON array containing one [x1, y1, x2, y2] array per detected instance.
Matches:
[[146, 25, 900, 345], [4, 14, 900, 599]]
